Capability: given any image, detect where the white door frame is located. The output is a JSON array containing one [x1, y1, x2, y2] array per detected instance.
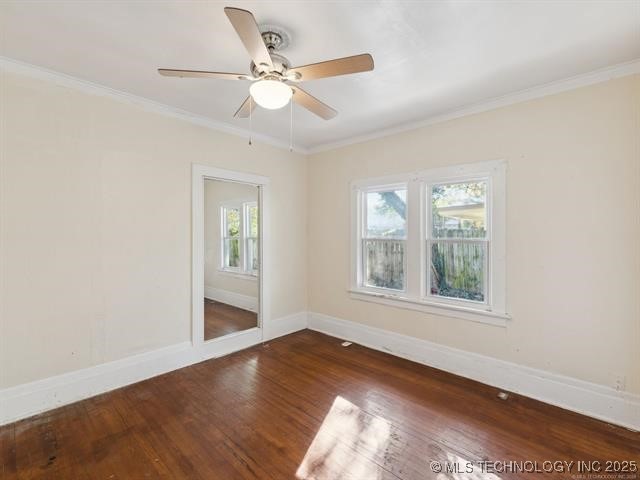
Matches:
[[192, 164, 270, 360]]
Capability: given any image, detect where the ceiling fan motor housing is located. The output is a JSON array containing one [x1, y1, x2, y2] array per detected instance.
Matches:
[[251, 52, 290, 77]]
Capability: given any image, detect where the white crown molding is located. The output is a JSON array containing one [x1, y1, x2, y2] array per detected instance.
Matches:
[[307, 58, 640, 154], [0, 56, 310, 155], [308, 312, 640, 431], [2, 55, 638, 156]]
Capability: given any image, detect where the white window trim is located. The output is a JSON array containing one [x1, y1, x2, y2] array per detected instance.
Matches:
[[350, 160, 509, 327], [220, 199, 259, 278]]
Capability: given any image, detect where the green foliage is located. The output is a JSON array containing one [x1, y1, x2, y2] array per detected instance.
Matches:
[[248, 205, 258, 237], [430, 244, 484, 302], [432, 182, 485, 204], [227, 209, 240, 237], [228, 239, 240, 267]]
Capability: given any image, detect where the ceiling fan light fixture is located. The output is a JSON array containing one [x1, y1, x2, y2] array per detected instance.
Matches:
[[249, 79, 292, 110]]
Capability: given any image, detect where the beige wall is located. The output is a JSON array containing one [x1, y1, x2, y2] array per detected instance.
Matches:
[[1, 67, 638, 399], [307, 75, 640, 394], [0, 71, 307, 388], [204, 179, 259, 299]]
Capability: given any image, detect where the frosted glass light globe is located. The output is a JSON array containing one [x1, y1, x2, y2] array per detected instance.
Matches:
[[249, 80, 292, 110]]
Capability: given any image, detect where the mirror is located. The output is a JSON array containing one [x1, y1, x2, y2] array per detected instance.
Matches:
[[203, 178, 259, 341]]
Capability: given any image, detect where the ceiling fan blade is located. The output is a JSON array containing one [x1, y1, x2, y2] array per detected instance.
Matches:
[[291, 86, 337, 120], [288, 54, 374, 81], [234, 96, 257, 118], [158, 69, 250, 80], [224, 7, 273, 70]]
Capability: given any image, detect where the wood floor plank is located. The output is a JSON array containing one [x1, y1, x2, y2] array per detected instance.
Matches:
[[1, 330, 638, 479], [204, 300, 257, 341]]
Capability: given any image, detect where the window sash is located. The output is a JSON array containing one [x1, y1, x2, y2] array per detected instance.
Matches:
[[425, 178, 490, 306], [362, 183, 407, 240], [220, 203, 258, 275], [359, 184, 408, 293], [245, 203, 258, 238], [245, 236, 259, 274], [222, 236, 241, 270], [243, 201, 258, 274], [426, 179, 491, 241], [425, 239, 489, 306], [361, 238, 407, 292]]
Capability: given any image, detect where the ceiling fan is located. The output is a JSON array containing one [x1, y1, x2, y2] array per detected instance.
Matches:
[[158, 6, 374, 120]]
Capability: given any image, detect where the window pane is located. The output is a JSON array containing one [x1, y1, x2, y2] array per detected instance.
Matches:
[[247, 238, 258, 272], [430, 242, 485, 302], [248, 205, 258, 237], [226, 208, 240, 237], [364, 239, 405, 290], [432, 182, 486, 239], [225, 238, 240, 268], [365, 189, 407, 238]]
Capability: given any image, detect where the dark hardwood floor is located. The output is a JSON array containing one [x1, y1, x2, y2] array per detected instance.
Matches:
[[204, 299, 257, 340], [1, 330, 638, 479]]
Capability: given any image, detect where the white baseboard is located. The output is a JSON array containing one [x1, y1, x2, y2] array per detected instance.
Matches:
[[264, 311, 308, 341], [0, 342, 196, 426], [204, 286, 258, 313], [308, 311, 640, 431], [4, 310, 637, 431], [0, 311, 301, 426]]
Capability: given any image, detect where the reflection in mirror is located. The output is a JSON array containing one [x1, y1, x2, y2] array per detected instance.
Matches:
[[204, 178, 259, 341]]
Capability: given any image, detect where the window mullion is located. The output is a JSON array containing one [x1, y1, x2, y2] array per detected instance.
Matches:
[[405, 179, 421, 298], [425, 182, 432, 299]]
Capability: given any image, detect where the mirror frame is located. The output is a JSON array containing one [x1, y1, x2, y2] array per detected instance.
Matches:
[[192, 164, 270, 360]]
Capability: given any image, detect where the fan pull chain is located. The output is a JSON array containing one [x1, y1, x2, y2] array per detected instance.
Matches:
[[248, 96, 253, 146], [289, 96, 293, 152]]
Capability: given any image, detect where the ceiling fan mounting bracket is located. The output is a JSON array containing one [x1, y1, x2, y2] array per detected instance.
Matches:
[[259, 24, 291, 52]]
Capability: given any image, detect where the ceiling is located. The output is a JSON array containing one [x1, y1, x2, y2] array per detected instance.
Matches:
[[1, 1, 639, 151]]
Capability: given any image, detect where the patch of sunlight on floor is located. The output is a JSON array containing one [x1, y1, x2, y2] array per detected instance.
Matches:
[[296, 396, 391, 480]]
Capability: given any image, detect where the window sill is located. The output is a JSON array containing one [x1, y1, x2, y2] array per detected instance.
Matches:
[[217, 269, 258, 281], [348, 289, 510, 327]]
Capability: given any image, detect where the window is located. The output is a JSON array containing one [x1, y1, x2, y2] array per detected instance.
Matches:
[[221, 201, 258, 276], [428, 181, 487, 303], [351, 161, 507, 324], [244, 202, 259, 274], [362, 186, 407, 291]]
